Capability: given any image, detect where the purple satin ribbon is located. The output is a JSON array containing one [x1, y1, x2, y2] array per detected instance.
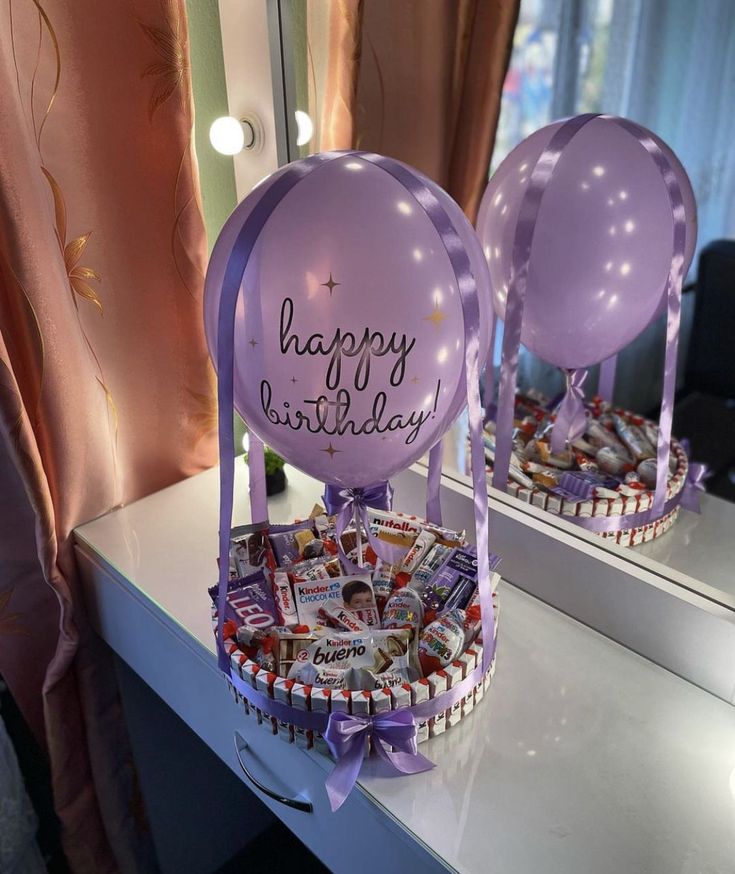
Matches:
[[324, 710, 435, 811], [493, 114, 686, 533], [323, 481, 405, 571], [679, 439, 709, 513], [550, 368, 589, 453], [426, 440, 444, 526], [223, 644, 494, 811], [493, 114, 598, 491], [214, 149, 497, 806]]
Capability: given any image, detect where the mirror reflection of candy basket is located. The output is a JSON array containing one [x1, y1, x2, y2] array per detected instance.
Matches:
[[476, 114, 706, 546], [478, 391, 693, 546], [204, 152, 500, 811]]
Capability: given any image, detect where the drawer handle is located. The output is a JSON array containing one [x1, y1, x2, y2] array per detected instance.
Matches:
[[233, 734, 313, 813]]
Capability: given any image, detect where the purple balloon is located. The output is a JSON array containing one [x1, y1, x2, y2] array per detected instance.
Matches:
[[476, 116, 697, 369], [204, 152, 491, 487]]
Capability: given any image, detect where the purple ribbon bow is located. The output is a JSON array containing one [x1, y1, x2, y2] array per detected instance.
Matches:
[[679, 439, 710, 513], [324, 709, 435, 811], [550, 368, 589, 453], [323, 481, 405, 571]]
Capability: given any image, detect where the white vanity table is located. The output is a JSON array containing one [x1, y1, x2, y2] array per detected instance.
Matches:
[[73, 462, 735, 874]]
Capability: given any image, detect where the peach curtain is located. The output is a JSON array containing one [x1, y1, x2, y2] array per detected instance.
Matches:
[[0, 0, 217, 870], [318, 0, 519, 222]]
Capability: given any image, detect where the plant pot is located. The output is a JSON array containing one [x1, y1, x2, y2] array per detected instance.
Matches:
[[265, 467, 287, 496]]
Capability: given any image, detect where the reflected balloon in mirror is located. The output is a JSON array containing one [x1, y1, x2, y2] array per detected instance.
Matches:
[[204, 152, 492, 487], [476, 116, 697, 369]]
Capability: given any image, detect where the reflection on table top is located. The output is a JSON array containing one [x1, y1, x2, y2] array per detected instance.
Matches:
[[75, 461, 735, 874], [439, 418, 735, 607]]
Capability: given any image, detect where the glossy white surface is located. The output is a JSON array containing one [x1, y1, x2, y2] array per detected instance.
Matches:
[[75, 462, 735, 874], [438, 419, 735, 608]]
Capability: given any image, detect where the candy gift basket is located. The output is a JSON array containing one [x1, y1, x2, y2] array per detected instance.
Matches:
[[204, 151, 501, 810]]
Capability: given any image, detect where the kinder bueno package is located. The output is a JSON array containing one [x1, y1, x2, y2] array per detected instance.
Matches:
[[208, 571, 279, 630], [292, 574, 379, 629], [288, 629, 420, 685]]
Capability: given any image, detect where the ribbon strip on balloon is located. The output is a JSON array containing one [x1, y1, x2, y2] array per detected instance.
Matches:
[[214, 150, 497, 808], [492, 114, 687, 533]]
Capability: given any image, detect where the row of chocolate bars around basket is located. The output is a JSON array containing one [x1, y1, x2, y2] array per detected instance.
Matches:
[[480, 390, 688, 543], [209, 505, 500, 749]]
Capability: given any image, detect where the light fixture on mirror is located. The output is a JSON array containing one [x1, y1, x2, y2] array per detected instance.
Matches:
[[209, 114, 263, 155], [294, 110, 314, 147]]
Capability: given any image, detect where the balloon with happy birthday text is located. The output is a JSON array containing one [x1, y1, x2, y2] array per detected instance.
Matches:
[[204, 153, 492, 487]]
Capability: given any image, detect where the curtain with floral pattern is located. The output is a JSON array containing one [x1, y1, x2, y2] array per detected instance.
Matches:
[[0, 1, 217, 870]]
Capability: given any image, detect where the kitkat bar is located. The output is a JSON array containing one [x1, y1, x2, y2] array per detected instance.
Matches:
[[273, 677, 295, 743], [427, 671, 447, 737], [255, 670, 278, 735], [291, 683, 313, 749]]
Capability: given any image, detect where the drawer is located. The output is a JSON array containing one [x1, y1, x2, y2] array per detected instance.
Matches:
[[75, 544, 447, 874]]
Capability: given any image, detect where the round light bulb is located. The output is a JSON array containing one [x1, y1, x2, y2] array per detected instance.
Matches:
[[295, 110, 314, 147], [209, 116, 245, 156]]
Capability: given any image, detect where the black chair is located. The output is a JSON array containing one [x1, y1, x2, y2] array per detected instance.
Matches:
[[673, 240, 735, 502]]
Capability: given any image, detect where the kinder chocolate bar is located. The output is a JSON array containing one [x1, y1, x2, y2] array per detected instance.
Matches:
[[273, 677, 295, 743], [411, 678, 430, 742], [292, 574, 378, 628], [456, 649, 477, 716], [208, 571, 280, 630], [311, 689, 333, 754], [612, 414, 656, 461], [372, 559, 400, 610], [390, 682, 411, 711], [273, 572, 299, 627], [396, 529, 436, 584], [255, 670, 278, 735], [418, 609, 466, 675], [427, 671, 448, 737], [443, 661, 464, 728], [382, 588, 423, 637], [411, 544, 452, 590], [288, 628, 420, 683], [317, 601, 369, 633], [291, 683, 313, 749]]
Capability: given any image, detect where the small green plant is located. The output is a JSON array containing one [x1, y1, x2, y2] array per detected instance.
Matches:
[[244, 445, 285, 476]]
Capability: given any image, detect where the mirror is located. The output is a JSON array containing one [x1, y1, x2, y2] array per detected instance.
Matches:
[[263, 0, 735, 618], [264, 0, 735, 610]]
